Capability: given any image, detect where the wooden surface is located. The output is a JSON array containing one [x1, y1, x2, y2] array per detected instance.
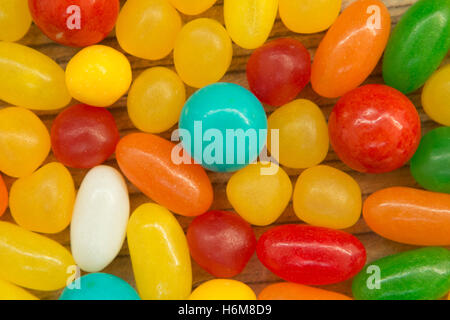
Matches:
[[1, 0, 449, 300]]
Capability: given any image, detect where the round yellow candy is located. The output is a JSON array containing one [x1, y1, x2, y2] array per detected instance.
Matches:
[[268, 99, 329, 169], [422, 64, 450, 126], [0, 107, 50, 178], [127, 67, 186, 133], [227, 162, 292, 226], [0, 0, 32, 42], [174, 18, 233, 88], [0, 278, 38, 300], [169, 0, 217, 15], [293, 165, 362, 229], [116, 0, 182, 61], [189, 279, 256, 300], [65, 45, 132, 107], [279, 0, 342, 34]]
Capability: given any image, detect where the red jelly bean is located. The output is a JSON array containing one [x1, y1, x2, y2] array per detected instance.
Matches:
[[256, 225, 366, 285], [187, 210, 256, 278], [328, 84, 421, 173], [28, 0, 119, 47], [246, 38, 311, 107], [51, 104, 120, 169]]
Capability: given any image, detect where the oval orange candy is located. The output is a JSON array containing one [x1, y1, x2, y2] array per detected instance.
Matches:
[[258, 282, 352, 300]]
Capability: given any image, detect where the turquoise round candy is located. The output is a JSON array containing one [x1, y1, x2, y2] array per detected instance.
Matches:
[[59, 273, 140, 300], [179, 82, 267, 172]]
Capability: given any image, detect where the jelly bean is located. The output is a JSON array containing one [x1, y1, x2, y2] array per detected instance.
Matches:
[[127, 203, 192, 300], [174, 19, 232, 88], [293, 165, 362, 229], [65, 45, 132, 107], [28, 0, 119, 47], [0, 279, 38, 300], [189, 279, 256, 300], [116, 0, 181, 60], [382, 0, 450, 94], [116, 133, 213, 217], [363, 187, 450, 246], [51, 104, 120, 169], [328, 84, 421, 173], [352, 247, 450, 300], [0, 0, 31, 41], [71, 166, 129, 272], [311, 0, 391, 98], [226, 162, 292, 226], [256, 224, 366, 285], [422, 64, 450, 126], [187, 210, 256, 278], [0, 42, 70, 110], [0, 221, 74, 291], [0, 174, 7, 217], [224, 0, 278, 49], [127, 67, 186, 133], [10, 162, 75, 234], [178, 83, 267, 172], [247, 38, 311, 107], [169, 0, 217, 15], [267, 99, 328, 169], [279, 0, 341, 34], [60, 273, 140, 300], [410, 127, 450, 194], [0, 107, 50, 178], [258, 282, 351, 300]]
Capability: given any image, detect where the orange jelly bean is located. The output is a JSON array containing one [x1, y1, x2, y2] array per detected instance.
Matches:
[[0, 174, 7, 217], [363, 187, 450, 246], [116, 133, 213, 217], [258, 282, 352, 300], [311, 0, 390, 98]]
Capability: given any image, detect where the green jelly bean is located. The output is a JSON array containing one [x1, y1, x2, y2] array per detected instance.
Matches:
[[352, 247, 450, 300], [382, 0, 450, 94], [410, 127, 450, 194]]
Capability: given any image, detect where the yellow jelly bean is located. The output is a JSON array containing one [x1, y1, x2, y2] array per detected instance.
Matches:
[[0, 107, 50, 178], [169, 0, 217, 15], [10, 162, 75, 234], [116, 0, 182, 60], [174, 18, 233, 88], [66, 45, 132, 107], [227, 162, 292, 226], [293, 165, 362, 229], [127, 67, 186, 133], [279, 0, 342, 34], [127, 203, 192, 300], [224, 0, 278, 49], [0, 221, 75, 291], [189, 279, 256, 300], [422, 64, 450, 126], [0, 41, 70, 110], [0, 0, 32, 42], [268, 99, 329, 169], [0, 278, 38, 300]]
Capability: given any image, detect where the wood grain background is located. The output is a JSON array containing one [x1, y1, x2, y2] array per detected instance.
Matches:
[[0, 0, 449, 300]]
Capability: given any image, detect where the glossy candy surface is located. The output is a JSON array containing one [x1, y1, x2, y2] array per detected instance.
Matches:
[[29, 0, 119, 47], [247, 38, 311, 107], [0, 0, 32, 41], [226, 162, 292, 226], [127, 203, 192, 300], [189, 279, 256, 300], [10, 162, 75, 234], [116, 133, 213, 217], [0, 107, 50, 178], [187, 210, 256, 277], [312, 0, 391, 98], [0, 279, 38, 300], [352, 247, 450, 300], [422, 64, 450, 126], [51, 104, 120, 169], [383, 0, 450, 94], [0, 222, 75, 291], [0, 42, 71, 110], [258, 282, 351, 300], [169, 0, 217, 15], [174, 19, 232, 88], [410, 127, 450, 194], [116, 0, 181, 60], [65, 45, 132, 107], [256, 224, 366, 285], [363, 187, 450, 246], [0, 175, 7, 217], [328, 85, 421, 173]]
